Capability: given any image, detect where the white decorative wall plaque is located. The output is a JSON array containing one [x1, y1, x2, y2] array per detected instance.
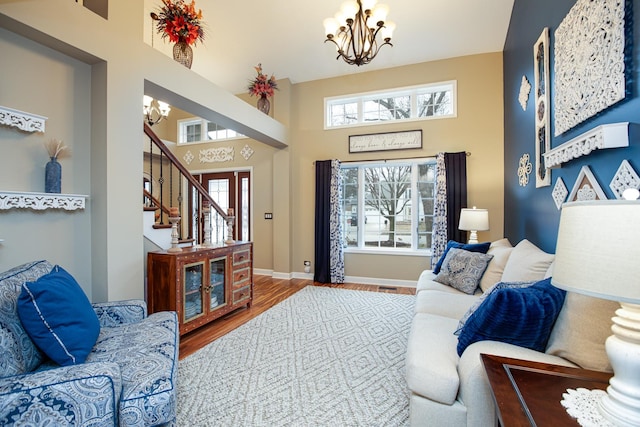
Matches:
[[183, 150, 194, 165], [241, 144, 254, 160], [349, 130, 422, 153], [0, 191, 87, 210], [534, 28, 551, 188], [519, 76, 531, 111], [543, 122, 629, 169], [567, 166, 607, 202], [609, 160, 640, 199], [199, 147, 234, 163], [553, 0, 626, 136], [552, 178, 568, 210], [518, 153, 532, 187], [0, 106, 47, 133]]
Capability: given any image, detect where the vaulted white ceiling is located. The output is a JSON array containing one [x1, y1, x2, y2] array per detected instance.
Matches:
[[145, 0, 515, 95]]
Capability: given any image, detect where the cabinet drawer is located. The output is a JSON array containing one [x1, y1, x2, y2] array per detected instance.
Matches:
[[233, 249, 250, 266], [233, 286, 250, 304], [233, 267, 250, 285]]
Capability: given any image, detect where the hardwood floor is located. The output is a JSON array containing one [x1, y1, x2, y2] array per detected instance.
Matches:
[[178, 275, 416, 359]]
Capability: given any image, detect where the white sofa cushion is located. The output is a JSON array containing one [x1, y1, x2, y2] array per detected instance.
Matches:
[[501, 239, 554, 282], [414, 290, 479, 320], [479, 238, 514, 292], [406, 313, 461, 405], [546, 292, 619, 372]]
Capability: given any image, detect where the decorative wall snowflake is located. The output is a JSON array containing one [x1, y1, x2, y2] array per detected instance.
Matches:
[[552, 178, 568, 210], [609, 159, 640, 199], [183, 150, 194, 165], [518, 153, 533, 187], [241, 144, 254, 160]]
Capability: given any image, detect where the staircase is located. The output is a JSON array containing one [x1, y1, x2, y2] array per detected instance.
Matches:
[[143, 123, 229, 250]]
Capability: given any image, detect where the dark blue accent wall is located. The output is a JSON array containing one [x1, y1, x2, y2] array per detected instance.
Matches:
[[504, 0, 640, 253]]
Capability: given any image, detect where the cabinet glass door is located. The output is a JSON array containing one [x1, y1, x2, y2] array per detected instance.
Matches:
[[209, 256, 226, 310], [183, 261, 204, 322]]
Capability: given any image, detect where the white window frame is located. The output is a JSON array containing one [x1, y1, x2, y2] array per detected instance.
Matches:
[[324, 81, 457, 130], [177, 117, 246, 145], [341, 158, 436, 256]]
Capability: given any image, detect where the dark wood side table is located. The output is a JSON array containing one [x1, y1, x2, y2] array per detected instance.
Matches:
[[481, 353, 613, 427]]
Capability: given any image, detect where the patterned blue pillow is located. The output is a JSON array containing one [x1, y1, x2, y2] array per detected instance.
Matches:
[[454, 281, 536, 336], [433, 240, 491, 274], [456, 277, 566, 356], [434, 248, 494, 294], [17, 265, 100, 366]]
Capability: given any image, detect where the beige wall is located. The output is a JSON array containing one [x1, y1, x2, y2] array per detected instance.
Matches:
[[164, 53, 505, 281], [290, 53, 504, 281], [0, 27, 93, 295]]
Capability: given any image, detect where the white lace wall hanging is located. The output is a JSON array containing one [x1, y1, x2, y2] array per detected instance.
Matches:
[[552, 177, 568, 210], [553, 0, 626, 136], [518, 153, 532, 187], [534, 28, 551, 187]]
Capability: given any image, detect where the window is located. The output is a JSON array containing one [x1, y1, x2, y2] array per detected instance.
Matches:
[[177, 118, 245, 145], [341, 159, 436, 253], [325, 81, 456, 129]]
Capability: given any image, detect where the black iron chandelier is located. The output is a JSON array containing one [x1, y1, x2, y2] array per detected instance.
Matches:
[[323, 0, 395, 66]]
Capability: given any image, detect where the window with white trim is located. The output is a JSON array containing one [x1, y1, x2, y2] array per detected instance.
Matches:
[[341, 158, 436, 253], [177, 118, 245, 145], [325, 81, 456, 129]]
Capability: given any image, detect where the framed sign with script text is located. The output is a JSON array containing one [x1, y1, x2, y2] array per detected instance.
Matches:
[[349, 130, 422, 153]]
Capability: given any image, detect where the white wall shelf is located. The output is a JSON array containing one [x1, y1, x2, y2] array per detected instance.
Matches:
[[0, 191, 88, 211], [543, 122, 629, 169], [0, 105, 47, 133]]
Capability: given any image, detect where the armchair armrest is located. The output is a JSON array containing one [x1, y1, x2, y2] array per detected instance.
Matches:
[[93, 299, 147, 327], [0, 362, 122, 426]]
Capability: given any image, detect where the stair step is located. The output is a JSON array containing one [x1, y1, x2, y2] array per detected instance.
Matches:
[[144, 206, 159, 211], [152, 224, 172, 230]]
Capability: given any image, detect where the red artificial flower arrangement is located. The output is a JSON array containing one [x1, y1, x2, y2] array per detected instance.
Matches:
[[151, 0, 204, 46], [248, 64, 278, 98]]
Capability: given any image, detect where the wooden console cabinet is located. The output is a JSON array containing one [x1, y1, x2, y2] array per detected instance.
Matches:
[[147, 242, 253, 335]]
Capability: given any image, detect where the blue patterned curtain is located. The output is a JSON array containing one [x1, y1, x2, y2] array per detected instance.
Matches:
[[431, 152, 468, 268], [314, 160, 345, 283]]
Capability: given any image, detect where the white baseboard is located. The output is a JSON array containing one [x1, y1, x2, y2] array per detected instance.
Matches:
[[254, 269, 416, 288]]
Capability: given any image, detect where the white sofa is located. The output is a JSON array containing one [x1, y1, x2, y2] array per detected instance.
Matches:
[[405, 239, 619, 427]]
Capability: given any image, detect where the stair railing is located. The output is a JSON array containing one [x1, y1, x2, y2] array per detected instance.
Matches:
[[144, 123, 230, 245]]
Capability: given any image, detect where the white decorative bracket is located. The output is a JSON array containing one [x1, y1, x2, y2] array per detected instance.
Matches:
[[0, 106, 47, 133], [543, 122, 629, 169], [0, 191, 88, 211]]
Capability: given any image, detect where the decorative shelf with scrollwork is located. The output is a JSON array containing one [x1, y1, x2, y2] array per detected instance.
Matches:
[[0, 106, 47, 133], [543, 122, 629, 169], [0, 191, 88, 211]]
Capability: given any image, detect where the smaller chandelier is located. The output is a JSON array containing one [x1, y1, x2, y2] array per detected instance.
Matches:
[[323, 0, 395, 66], [143, 95, 171, 126]]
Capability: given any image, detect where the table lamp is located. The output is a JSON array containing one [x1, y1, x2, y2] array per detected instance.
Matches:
[[552, 200, 640, 426], [458, 207, 489, 244]]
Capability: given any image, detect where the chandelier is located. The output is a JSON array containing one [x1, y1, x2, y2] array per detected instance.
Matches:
[[323, 0, 395, 66], [143, 95, 171, 126]]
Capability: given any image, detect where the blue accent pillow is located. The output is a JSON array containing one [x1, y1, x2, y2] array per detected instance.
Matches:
[[456, 277, 566, 356], [433, 240, 491, 274], [17, 265, 100, 366]]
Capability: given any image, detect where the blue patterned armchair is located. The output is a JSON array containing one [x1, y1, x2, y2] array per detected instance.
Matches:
[[0, 260, 179, 426]]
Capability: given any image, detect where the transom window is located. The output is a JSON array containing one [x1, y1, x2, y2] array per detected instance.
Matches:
[[177, 118, 245, 145], [340, 159, 437, 254], [325, 81, 456, 129]]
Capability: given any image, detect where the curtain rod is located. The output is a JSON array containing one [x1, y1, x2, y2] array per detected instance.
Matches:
[[325, 151, 471, 165]]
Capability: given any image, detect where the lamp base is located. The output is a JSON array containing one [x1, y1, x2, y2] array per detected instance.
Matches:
[[599, 302, 640, 427], [467, 230, 479, 244]]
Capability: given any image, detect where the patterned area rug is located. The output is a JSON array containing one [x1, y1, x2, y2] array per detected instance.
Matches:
[[177, 286, 415, 426]]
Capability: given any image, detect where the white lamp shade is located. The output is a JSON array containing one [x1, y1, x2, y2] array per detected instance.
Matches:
[[458, 207, 489, 231], [552, 200, 640, 304]]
